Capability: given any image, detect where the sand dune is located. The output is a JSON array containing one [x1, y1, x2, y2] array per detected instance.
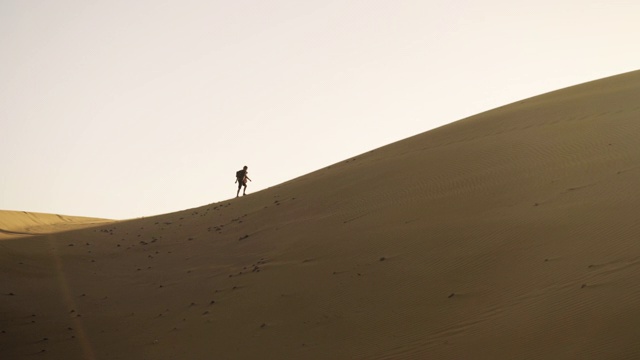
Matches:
[[2, 70, 640, 359], [0, 211, 113, 240]]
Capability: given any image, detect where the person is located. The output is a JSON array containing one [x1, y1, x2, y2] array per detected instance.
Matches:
[[235, 165, 252, 197]]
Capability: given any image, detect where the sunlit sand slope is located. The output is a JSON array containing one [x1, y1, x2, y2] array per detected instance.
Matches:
[[1, 70, 640, 359], [0, 211, 112, 240]]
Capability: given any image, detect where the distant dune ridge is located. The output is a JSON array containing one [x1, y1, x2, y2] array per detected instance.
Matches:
[[0, 211, 112, 240], [2, 70, 640, 359]]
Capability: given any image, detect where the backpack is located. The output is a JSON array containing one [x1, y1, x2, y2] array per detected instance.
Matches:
[[236, 170, 245, 180]]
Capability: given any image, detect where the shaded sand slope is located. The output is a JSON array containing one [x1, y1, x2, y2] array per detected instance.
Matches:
[[0, 211, 113, 240], [2, 70, 640, 359]]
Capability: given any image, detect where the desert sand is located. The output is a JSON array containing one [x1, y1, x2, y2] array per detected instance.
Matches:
[[0, 211, 113, 240], [2, 70, 640, 359]]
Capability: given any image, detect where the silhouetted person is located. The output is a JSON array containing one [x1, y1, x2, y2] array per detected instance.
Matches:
[[235, 165, 251, 197]]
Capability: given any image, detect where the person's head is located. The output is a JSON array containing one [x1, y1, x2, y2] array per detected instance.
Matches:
[[243, 166, 248, 170]]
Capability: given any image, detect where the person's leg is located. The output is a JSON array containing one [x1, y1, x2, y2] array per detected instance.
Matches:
[[237, 183, 242, 197], [243, 183, 247, 196]]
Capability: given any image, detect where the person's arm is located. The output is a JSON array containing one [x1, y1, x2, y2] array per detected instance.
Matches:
[[246, 175, 252, 182]]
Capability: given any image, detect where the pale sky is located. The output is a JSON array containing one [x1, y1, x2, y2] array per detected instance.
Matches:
[[1, 0, 639, 219]]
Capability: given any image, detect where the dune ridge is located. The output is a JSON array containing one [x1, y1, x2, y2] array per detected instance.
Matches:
[[0, 211, 113, 240], [2, 70, 640, 359]]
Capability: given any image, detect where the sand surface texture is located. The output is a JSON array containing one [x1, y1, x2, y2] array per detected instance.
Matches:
[[2, 70, 640, 359]]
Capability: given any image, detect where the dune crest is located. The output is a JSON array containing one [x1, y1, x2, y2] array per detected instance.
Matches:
[[2, 70, 640, 359], [0, 211, 113, 240]]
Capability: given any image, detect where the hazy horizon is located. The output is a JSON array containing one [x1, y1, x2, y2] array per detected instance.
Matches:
[[2, 0, 639, 219]]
